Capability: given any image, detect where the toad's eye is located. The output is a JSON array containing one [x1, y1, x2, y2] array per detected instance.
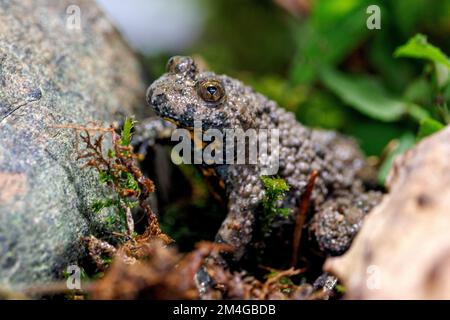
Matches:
[[197, 79, 225, 103], [166, 56, 196, 75]]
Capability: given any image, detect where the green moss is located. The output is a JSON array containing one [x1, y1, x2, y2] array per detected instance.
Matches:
[[119, 117, 135, 147], [260, 176, 291, 237]]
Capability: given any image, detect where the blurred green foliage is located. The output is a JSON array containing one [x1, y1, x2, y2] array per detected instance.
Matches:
[[145, 0, 450, 187], [158, 163, 225, 250]]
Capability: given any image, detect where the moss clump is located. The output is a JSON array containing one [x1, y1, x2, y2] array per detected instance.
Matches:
[[260, 176, 291, 237]]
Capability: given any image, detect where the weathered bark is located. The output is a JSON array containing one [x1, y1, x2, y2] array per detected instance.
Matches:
[[0, 0, 146, 288], [325, 126, 450, 299]]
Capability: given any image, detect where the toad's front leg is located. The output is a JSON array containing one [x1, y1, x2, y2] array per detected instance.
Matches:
[[195, 187, 259, 297], [131, 116, 176, 154], [212, 164, 265, 264], [214, 188, 258, 264]]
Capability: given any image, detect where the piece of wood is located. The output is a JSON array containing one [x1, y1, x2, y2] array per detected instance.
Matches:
[[325, 126, 450, 299]]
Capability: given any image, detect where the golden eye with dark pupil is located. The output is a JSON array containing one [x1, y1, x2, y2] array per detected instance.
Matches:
[[198, 79, 225, 103]]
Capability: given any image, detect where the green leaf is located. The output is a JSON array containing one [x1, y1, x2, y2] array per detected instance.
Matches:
[[290, 0, 372, 85], [403, 77, 432, 103], [120, 117, 135, 146], [320, 68, 409, 121], [407, 103, 430, 123], [394, 34, 450, 69], [296, 91, 348, 130], [435, 62, 450, 88], [368, 30, 417, 93], [417, 118, 445, 140], [348, 121, 408, 156], [377, 133, 416, 185], [245, 75, 307, 111]]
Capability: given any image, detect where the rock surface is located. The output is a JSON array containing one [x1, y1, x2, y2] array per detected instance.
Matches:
[[325, 126, 450, 299], [0, 0, 146, 288]]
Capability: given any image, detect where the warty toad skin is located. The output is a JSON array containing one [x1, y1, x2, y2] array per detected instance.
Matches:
[[145, 56, 381, 262]]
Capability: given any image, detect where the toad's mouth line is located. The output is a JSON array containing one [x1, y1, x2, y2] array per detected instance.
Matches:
[[162, 116, 180, 127], [162, 116, 194, 132]]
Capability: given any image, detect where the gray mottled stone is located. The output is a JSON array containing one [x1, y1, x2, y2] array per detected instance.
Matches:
[[0, 0, 146, 288]]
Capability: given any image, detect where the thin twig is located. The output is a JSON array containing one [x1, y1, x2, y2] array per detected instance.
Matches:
[[123, 205, 135, 236], [291, 170, 318, 267], [259, 267, 303, 299], [22, 282, 94, 297]]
